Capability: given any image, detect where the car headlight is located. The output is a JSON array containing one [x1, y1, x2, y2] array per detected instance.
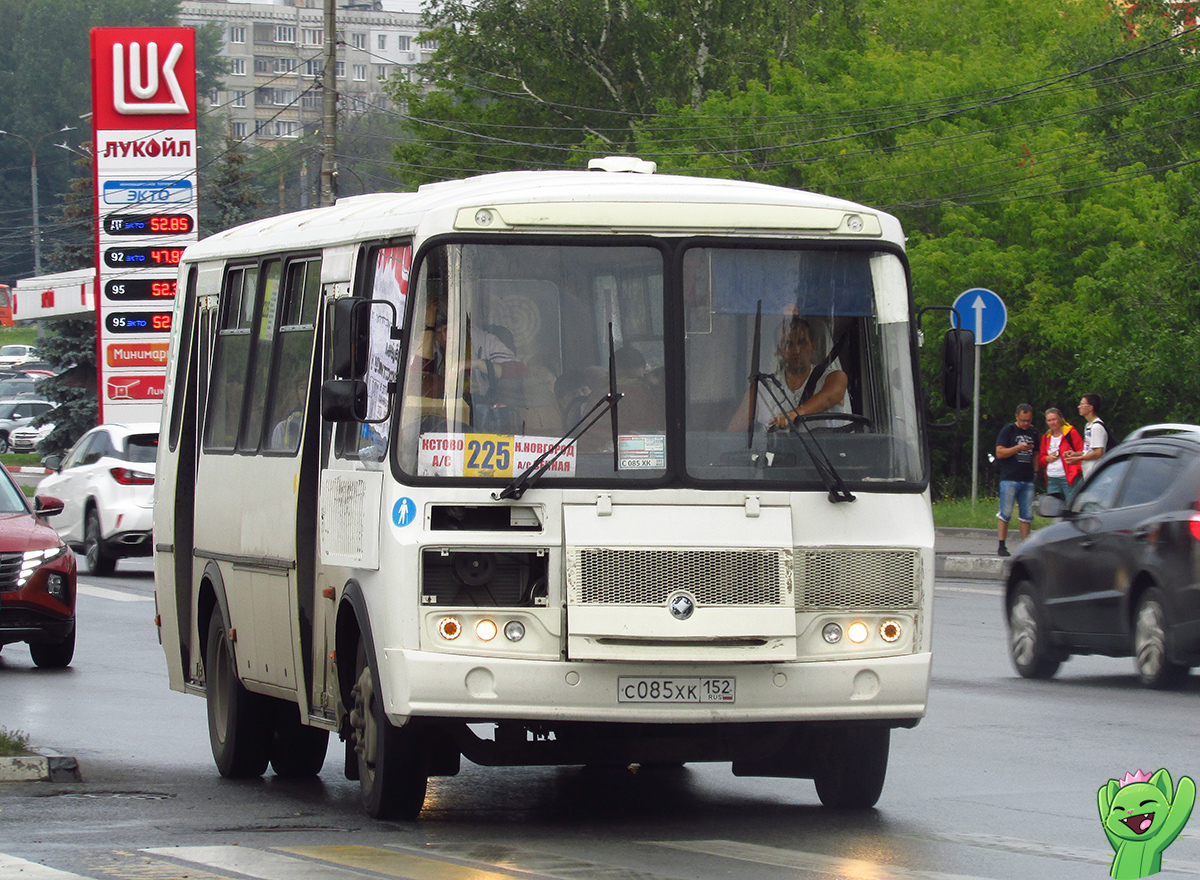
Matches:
[[19, 546, 67, 587]]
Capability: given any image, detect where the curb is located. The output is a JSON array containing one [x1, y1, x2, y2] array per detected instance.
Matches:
[[10, 466, 50, 475], [936, 553, 1004, 580], [0, 752, 82, 783]]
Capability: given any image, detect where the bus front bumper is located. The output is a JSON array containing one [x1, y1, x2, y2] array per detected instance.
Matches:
[[380, 649, 930, 726]]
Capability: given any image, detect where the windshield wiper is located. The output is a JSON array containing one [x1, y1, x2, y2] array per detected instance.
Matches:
[[495, 325, 623, 501], [744, 303, 854, 503]]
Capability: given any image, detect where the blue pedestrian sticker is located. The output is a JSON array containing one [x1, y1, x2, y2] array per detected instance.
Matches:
[[392, 497, 416, 527]]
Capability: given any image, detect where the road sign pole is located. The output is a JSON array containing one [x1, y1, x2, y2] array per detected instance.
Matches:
[[972, 308, 982, 506]]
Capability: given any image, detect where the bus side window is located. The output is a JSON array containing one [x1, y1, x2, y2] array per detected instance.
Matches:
[[263, 258, 321, 454], [203, 265, 258, 450]]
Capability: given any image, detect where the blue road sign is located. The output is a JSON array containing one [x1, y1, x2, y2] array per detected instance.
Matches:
[[951, 288, 1007, 345]]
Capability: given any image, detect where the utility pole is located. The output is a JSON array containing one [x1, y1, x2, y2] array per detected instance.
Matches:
[[320, 0, 338, 207]]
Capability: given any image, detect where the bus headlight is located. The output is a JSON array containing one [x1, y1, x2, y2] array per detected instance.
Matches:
[[503, 620, 526, 642], [846, 621, 870, 644], [821, 622, 843, 644], [475, 619, 498, 641]]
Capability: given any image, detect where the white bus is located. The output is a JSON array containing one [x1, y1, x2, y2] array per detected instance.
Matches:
[[154, 158, 969, 819]]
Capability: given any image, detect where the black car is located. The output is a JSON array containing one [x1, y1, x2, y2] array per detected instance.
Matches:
[[1004, 424, 1200, 688]]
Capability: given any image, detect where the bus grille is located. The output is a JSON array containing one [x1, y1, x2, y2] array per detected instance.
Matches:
[[795, 549, 921, 610], [567, 548, 792, 606]]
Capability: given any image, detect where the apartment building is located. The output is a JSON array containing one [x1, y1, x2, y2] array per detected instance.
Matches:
[[179, 0, 431, 146]]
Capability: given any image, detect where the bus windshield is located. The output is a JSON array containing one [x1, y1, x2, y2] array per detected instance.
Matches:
[[394, 240, 922, 489]]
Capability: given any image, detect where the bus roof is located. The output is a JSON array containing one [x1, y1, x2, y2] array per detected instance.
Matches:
[[183, 165, 904, 263]]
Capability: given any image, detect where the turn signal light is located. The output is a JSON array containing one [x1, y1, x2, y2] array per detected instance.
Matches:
[[438, 616, 462, 640], [880, 620, 901, 642]]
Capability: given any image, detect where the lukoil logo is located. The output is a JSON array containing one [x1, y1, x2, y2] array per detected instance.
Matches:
[[112, 41, 188, 115]]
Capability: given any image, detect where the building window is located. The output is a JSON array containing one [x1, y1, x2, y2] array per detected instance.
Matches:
[[378, 34, 387, 50], [336, 61, 345, 78], [351, 32, 367, 49], [231, 58, 246, 76], [397, 35, 411, 51], [301, 92, 321, 109], [353, 64, 367, 81], [419, 38, 438, 50], [254, 57, 273, 75], [377, 65, 388, 81], [275, 121, 298, 138], [274, 57, 298, 74], [209, 88, 220, 104], [302, 28, 322, 46], [232, 121, 247, 139], [304, 59, 322, 77], [234, 90, 247, 107], [230, 26, 246, 43], [275, 89, 297, 106], [276, 26, 296, 44]]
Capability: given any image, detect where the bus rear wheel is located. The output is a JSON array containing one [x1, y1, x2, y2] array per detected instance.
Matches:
[[813, 725, 889, 809], [205, 614, 271, 778], [350, 641, 428, 819]]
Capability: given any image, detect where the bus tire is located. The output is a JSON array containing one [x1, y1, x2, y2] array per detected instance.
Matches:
[[350, 640, 427, 820], [813, 725, 889, 809], [269, 701, 330, 778], [205, 614, 271, 778]]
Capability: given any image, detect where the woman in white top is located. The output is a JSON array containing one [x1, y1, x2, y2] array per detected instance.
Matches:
[[727, 315, 849, 431]]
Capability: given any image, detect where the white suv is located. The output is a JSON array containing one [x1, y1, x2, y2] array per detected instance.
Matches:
[[0, 344, 37, 367], [35, 423, 159, 575], [0, 398, 54, 453]]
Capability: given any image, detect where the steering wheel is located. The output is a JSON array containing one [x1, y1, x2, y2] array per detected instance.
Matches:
[[782, 412, 874, 433]]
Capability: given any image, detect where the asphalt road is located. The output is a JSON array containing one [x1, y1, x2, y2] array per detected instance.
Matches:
[[2, 567, 1200, 880]]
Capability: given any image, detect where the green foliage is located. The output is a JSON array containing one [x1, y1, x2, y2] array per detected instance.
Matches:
[[34, 318, 98, 455], [0, 726, 31, 757], [200, 134, 265, 237]]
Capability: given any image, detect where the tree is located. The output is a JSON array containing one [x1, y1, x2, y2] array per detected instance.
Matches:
[[34, 318, 99, 455]]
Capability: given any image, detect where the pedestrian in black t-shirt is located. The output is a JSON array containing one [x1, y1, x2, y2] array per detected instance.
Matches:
[[994, 404, 1038, 557]]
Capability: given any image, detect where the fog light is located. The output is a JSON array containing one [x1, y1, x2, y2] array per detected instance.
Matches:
[[503, 620, 526, 642], [475, 619, 498, 641], [822, 622, 843, 644], [880, 620, 901, 642], [438, 616, 462, 640], [45, 572, 66, 601], [846, 621, 870, 644]]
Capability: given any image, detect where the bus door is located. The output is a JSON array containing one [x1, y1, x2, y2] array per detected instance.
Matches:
[[194, 257, 322, 701]]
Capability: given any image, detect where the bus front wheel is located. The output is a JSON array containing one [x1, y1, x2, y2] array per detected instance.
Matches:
[[350, 641, 428, 819], [205, 614, 271, 778], [813, 725, 889, 809]]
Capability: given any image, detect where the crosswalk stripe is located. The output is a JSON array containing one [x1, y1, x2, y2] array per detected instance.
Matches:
[[650, 840, 994, 880], [0, 854, 89, 880], [141, 847, 368, 880], [281, 845, 535, 880], [76, 585, 152, 603]]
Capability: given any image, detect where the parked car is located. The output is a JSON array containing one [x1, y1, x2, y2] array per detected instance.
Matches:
[[1004, 423, 1200, 688], [0, 376, 39, 399], [0, 344, 37, 368], [0, 398, 54, 453], [36, 423, 158, 575], [0, 464, 76, 668], [9, 421, 53, 454]]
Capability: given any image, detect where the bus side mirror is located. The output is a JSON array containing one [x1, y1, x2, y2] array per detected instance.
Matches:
[[331, 299, 370, 379], [942, 328, 975, 410], [322, 379, 367, 421]]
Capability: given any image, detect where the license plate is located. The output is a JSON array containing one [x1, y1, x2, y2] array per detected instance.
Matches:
[[617, 677, 735, 703]]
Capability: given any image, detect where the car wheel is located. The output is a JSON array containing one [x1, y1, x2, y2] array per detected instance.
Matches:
[[1007, 580, 1062, 679], [205, 613, 271, 778], [269, 700, 330, 779], [29, 622, 75, 669], [0, 433, 9, 454], [85, 509, 117, 577], [813, 725, 890, 809], [1134, 588, 1188, 689], [350, 640, 428, 819]]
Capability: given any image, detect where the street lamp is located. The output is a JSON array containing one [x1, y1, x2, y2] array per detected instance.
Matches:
[[0, 125, 76, 275]]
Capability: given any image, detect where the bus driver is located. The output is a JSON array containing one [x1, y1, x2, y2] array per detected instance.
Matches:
[[727, 315, 849, 431]]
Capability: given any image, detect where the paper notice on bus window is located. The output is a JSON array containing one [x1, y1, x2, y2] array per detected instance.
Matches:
[[618, 435, 666, 470], [417, 433, 577, 478]]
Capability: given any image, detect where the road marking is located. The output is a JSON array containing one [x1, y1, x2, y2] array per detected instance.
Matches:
[[0, 854, 90, 880], [650, 839, 994, 880], [936, 584, 998, 596], [420, 843, 667, 879], [283, 845, 540, 879], [76, 585, 152, 603]]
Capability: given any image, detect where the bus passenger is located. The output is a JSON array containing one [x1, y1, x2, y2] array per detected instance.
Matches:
[[727, 315, 849, 431]]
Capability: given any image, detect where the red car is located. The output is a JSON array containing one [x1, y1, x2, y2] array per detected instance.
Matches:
[[0, 464, 76, 668]]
